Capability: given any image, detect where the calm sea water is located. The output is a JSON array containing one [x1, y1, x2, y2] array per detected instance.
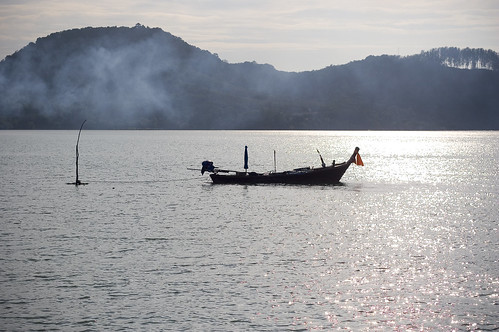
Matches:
[[0, 130, 497, 331]]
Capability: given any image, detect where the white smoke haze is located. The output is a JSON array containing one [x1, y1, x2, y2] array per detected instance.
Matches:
[[1, 25, 498, 130], [57, 38, 178, 127], [0, 26, 204, 128]]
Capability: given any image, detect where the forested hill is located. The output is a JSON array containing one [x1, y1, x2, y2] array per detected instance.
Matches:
[[1, 25, 498, 130]]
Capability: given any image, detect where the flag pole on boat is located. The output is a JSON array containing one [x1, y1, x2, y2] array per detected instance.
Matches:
[[244, 146, 248, 174]]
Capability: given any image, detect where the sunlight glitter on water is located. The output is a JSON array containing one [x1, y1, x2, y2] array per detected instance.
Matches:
[[0, 130, 497, 330]]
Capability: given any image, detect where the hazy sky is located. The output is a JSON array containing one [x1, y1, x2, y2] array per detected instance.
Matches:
[[1, 0, 498, 71]]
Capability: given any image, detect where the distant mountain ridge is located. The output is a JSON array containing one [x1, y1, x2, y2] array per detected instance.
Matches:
[[1, 25, 498, 129]]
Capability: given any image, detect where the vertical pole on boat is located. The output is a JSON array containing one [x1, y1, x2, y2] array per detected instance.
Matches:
[[273, 150, 276, 173], [244, 146, 248, 174]]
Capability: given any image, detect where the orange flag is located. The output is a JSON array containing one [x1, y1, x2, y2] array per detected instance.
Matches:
[[356, 153, 364, 166]]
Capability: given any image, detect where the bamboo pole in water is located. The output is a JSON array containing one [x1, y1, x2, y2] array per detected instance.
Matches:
[[68, 120, 86, 185]]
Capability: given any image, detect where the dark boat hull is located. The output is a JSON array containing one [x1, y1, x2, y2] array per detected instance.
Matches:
[[208, 147, 360, 185], [210, 161, 352, 185]]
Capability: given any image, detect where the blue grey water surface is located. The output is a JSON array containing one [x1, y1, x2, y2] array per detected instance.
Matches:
[[0, 130, 497, 331]]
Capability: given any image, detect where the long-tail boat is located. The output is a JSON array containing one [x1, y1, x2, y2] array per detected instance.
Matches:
[[201, 147, 362, 185]]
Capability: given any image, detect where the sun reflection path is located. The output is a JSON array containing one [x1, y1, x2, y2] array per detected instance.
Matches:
[[252, 176, 498, 330]]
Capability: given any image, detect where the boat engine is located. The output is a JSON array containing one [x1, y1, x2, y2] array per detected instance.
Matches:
[[201, 160, 215, 174]]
